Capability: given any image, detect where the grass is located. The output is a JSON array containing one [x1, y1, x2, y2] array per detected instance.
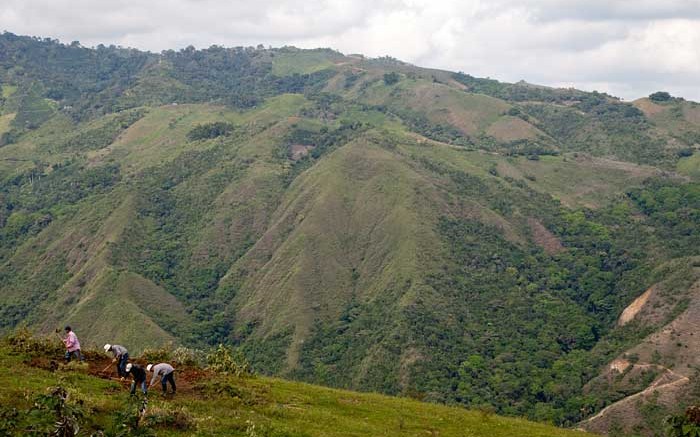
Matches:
[[225, 134, 445, 367], [1, 84, 17, 99], [403, 140, 658, 208], [64, 269, 182, 353], [99, 104, 226, 173], [0, 96, 312, 355], [96, 95, 309, 174], [271, 51, 336, 76], [0, 342, 593, 437], [354, 77, 512, 137], [634, 98, 700, 145], [508, 154, 658, 208], [0, 113, 76, 175], [0, 112, 14, 135], [678, 153, 700, 179]]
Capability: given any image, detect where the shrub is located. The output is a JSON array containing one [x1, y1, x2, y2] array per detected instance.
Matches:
[[140, 345, 204, 367], [678, 148, 694, 158], [193, 378, 270, 406], [0, 406, 20, 435], [194, 379, 245, 399], [144, 405, 193, 431], [29, 386, 86, 436], [61, 360, 90, 373], [665, 406, 700, 436], [187, 122, 235, 141], [109, 396, 151, 436], [506, 107, 521, 117], [140, 346, 173, 364], [649, 91, 672, 102], [5, 328, 64, 357], [206, 344, 252, 377], [171, 346, 204, 367], [383, 72, 400, 86]]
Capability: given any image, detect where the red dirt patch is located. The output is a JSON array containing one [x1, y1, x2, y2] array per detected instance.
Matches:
[[609, 358, 631, 374], [72, 356, 211, 396], [290, 144, 315, 160], [633, 98, 667, 117], [618, 286, 653, 326], [26, 356, 60, 372], [527, 218, 565, 255]]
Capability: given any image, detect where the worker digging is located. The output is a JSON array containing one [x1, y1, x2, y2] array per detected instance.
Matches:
[[104, 343, 129, 379], [125, 362, 148, 397], [61, 326, 83, 363], [148, 362, 177, 396]]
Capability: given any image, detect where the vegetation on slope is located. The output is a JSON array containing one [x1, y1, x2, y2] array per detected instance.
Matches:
[[1, 32, 700, 435], [0, 331, 592, 437]]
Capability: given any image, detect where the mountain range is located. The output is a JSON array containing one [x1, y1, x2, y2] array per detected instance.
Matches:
[[1, 32, 700, 435]]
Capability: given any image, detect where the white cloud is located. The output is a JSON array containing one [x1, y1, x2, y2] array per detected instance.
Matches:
[[1, 0, 699, 100]]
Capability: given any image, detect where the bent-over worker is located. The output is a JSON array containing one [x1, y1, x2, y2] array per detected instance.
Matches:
[[104, 344, 129, 378], [125, 363, 148, 396], [147, 363, 176, 395]]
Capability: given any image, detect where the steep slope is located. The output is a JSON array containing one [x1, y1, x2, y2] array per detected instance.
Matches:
[[0, 337, 595, 437], [2, 33, 700, 434], [0, 181, 191, 350], [581, 258, 700, 435], [224, 134, 447, 371]]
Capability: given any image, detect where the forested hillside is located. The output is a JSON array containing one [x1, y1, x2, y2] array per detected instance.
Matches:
[[1, 32, 700, 435]]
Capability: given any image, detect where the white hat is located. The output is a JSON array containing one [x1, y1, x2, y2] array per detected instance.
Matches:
[[104, 344, 111, 352], [125, 363, 133, 372], [147, 364, 153, 372]]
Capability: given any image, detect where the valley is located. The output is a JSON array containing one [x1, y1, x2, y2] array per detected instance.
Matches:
[[1, 33, 700, 435]]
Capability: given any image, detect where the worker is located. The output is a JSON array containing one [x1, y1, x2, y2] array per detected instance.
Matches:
[[147, 363, 176, 396], [104, 344, 129, 378], [125, 363, 148, 397], [62, 326, 83, 363]]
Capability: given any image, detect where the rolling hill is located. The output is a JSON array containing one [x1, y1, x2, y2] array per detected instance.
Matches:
[[1, 32, 700, 434]]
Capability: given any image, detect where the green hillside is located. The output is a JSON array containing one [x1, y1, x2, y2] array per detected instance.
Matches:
[[0, 334, 592, 436], [1, 32, 700, 435]]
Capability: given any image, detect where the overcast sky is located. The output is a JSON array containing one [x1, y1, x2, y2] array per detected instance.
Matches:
[[2, 0, 700, 100]]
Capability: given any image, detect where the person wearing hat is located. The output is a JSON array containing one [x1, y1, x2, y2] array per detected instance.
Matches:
[[62, 326, 83, 363], [147, 363, 176, 396], [125, 363, 148, 396], [104, 344, 129, 378]]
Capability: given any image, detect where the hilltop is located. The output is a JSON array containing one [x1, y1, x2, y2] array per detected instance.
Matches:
[[1, 32, 700, 435], [0, 332, 592, 436]]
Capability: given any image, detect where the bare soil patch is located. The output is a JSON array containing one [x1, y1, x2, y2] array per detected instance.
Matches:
[[633, 98, 666, 117], [290, 144, 315, 160], [617, 286, 654, 326], [25, 352, 213, 396], [527, 218, 565, 255]]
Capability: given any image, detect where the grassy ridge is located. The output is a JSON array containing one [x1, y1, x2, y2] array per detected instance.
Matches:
[[0, 340, 592, 436]]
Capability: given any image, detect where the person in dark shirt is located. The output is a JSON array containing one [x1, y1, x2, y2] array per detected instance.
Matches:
[[125, 363, 147, 396]]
